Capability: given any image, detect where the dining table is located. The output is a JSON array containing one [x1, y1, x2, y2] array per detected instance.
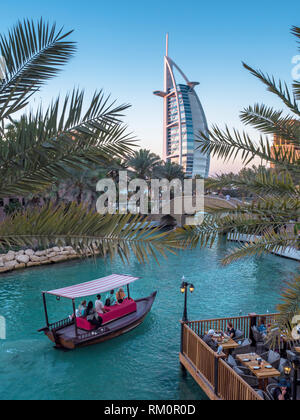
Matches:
[[212, 333, 239, 355], [236, 353, 281, 390]]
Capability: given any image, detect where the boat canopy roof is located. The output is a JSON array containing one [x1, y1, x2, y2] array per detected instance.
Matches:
[[44, 274, 140, 300]]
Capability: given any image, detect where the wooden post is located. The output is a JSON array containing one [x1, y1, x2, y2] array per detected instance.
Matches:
[[42, 293, 49, 327], [72, 299, 78, 337], [214, 356, 219, 397], [180, 321, 187, 374], [127, 284, 131, 299], [180, 321, 185, 354], [248, 313, 257, 344]]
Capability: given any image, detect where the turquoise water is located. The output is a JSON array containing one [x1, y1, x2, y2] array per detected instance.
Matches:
[[0, 240, 299, 400]]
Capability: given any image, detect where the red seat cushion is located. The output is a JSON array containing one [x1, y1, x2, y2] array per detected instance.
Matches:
[[76, 298, 137, 331], [76, 317, 96, 331]]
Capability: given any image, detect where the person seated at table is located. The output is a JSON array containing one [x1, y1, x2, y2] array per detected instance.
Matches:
[[273, 379, 291, 400], [258, 318, 267, 337], [203, 330, 218, 352], [84, 301, 103, 328], [116, 288, 126, 304], [226, 322, 236, 339], [95, 295, 108, 314], [105, 290, 116, 307]]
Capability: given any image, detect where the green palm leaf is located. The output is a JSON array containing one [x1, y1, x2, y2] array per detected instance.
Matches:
[[206, 168, 298, 197], [240, 104, 300, 144], [222, 230, 299, 265], [0, 91, 136, 198], [0, 203, 182, 264], [0, 19, 75, 112], [242, 63, 300, 117], [197, 125, 299, 170]]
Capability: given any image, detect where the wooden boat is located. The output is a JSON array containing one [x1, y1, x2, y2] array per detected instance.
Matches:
[[38, 274, 157, 350]]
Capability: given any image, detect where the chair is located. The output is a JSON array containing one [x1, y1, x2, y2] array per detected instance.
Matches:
[[261, 350, 280, 370], [234, 329, 244, 341], [227, 354, 238, 368], [278, 358, 288, 374], [252, 325, 265, 343], [266, 383, 278, 400], [232, 338, 252, 356], [233, 366, 259, 388], [252, 326, 266, 354], [254, 389, 273, 400], [286, 350, 296, 362]]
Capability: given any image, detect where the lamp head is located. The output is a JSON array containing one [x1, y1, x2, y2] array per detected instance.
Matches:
[[284, 361, 292, 376], [189, 284, 195, 293], [180, 282, 186, 294]]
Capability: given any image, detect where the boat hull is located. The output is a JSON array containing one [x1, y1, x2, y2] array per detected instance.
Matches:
[[42, 292, 157, 350]]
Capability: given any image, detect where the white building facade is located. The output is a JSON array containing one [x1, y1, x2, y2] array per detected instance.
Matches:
[[154, 35, 210, 178]]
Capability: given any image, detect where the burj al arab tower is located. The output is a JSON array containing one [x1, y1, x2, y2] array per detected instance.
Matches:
[[154, 35, 210, 178]]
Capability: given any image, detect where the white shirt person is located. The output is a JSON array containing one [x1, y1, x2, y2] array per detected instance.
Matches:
[[95, 295, 107, 314]]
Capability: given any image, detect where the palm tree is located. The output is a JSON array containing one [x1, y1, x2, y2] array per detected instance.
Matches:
[[153, 161, 185, 181], [208, 165, 279, 199], [176, 26, 300, 334], [0, 19, 184, 263], [127, 149, 162, 180]]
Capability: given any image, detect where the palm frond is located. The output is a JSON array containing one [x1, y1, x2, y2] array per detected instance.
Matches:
[[240, 104, 300, 144], [0, 91, 136, 197], [242, 63, 300, 117], [0, 18, 75, 115], [206, 169, 298, 197], [0, 203, 184, 264], [291, 26, 300, 42], [173, 196, 299, 259], [197, 125, 299, 170], [276, 276, 300, 333], [222, 230, 298, 265], [293, 80, 300, 101]]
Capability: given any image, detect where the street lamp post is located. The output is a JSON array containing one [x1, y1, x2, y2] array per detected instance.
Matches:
[[180, 276, 195, 355], [180, 276, 195, 322]]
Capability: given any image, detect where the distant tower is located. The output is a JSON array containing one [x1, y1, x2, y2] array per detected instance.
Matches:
[[154, 35, 210, 178]]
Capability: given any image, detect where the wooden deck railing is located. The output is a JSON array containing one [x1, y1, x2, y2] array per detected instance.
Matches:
[[186, 312, 279, 338], [181, 322, 264, 400], [218, 359, 262, 401], [49, 317, 73, 331], [182, 323, 216, 388]]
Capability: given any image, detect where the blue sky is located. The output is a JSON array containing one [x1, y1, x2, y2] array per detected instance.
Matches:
[[0, 0, 299, 174]]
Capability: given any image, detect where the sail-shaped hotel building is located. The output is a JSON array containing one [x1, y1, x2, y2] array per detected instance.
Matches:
[[154, 35, 210, 178]]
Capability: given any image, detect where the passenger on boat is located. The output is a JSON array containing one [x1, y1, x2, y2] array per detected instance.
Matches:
[[78, 300, 87, 317], [95, 295, 108, 314], [116, 288, 126, 304], [84, 301, 103, 328], [203, 330, 218, 351], [226, 322, 236, 339], [105, 290, 116, 307]]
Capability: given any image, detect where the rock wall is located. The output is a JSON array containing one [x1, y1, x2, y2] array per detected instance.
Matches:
[[0, 246, 98, 274]]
